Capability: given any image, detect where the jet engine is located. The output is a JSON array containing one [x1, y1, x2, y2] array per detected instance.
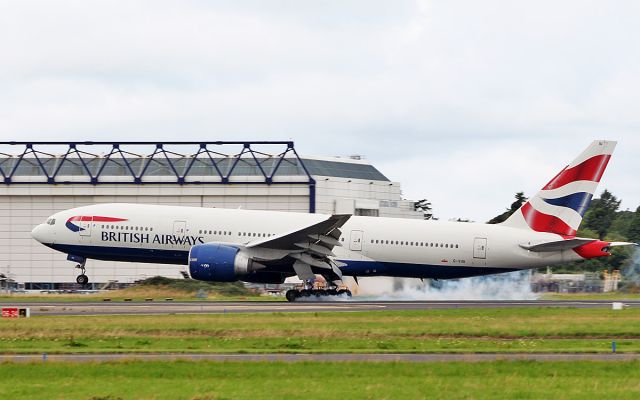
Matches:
[[188, 243, 264, 282]]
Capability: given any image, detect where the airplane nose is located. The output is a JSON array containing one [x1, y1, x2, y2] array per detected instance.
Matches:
[[31, 224, 46, 243]]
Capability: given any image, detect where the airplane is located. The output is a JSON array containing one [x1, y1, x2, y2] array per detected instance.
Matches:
[[30, 140, 635, 301]]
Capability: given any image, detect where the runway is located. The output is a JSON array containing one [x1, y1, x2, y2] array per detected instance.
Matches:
[[1, 352, 638, 363], [0, 299, 636, 316]]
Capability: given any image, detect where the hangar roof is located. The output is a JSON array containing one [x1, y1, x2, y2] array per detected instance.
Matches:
[[0, 156, 388, 181], [0, 142, 389, 183]]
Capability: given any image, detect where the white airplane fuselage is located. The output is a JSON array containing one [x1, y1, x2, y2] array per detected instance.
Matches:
[[31, 203, 587, 281]]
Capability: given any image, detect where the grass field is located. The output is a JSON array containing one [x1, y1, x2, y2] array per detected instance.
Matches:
[[0, 289, 277, 303], [540, 292, 640, 300], [1, 308, 639, 354], [0, 276, 277, 302], [1, 360, 639, 399]]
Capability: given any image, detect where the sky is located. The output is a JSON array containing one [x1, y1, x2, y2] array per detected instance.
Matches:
[[0, 0, 638, 221]]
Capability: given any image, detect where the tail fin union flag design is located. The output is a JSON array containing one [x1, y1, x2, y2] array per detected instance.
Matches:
[[66, 216, 128, 232], [520, 152, 612, 237]]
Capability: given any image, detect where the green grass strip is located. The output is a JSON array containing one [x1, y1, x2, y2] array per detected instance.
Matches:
[[1, 308, 639, 354], [1, 360, 640, 399]]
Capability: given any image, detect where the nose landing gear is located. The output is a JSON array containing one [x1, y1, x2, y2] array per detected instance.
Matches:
[[68, 254, 89, 286], [75, 264, 89, 285]]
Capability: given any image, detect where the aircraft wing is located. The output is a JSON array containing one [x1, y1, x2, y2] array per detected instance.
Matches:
[[245, 214, 351, 282]]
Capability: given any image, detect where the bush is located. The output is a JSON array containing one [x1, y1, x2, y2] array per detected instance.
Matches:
[[136, 276, 253, 296]]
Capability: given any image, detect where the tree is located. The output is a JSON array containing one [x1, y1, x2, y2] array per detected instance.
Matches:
[[627, 206, 640, 243], [414, 199, 434, 220], [488, 192, 528, 224], [582, 189, 621, 240]]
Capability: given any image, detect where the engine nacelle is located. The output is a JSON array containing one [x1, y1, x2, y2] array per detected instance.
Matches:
[[188, 243, 263, 282]]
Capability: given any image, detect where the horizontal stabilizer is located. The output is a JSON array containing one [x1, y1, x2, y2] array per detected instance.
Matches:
[[519, 238, 597, 252], [609, 242, 638, 248]]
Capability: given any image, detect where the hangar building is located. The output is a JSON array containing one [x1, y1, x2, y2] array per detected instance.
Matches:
[[0, 141, 422, 288]]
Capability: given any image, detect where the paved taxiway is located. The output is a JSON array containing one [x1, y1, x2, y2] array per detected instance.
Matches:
[[0, 300, 636, 316], [1, 353, 638, 363]]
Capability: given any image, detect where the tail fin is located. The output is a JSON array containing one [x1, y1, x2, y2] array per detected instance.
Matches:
[[502, 140, 616, 237]]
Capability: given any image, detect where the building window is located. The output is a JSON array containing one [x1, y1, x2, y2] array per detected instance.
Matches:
[[355, 208, 379, 217]]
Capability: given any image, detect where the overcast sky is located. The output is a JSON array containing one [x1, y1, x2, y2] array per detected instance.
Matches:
[[1, 1, 638, 221]]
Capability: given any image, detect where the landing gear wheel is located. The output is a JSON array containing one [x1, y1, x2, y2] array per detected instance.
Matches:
[[285, 289, 299, 302], [76, 274, 89, 285], [337, 289, 352, 297]]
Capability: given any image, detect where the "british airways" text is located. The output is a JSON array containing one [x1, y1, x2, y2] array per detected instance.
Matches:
[[101, 232, 205, 246]]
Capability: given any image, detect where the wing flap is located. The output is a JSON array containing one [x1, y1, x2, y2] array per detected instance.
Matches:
[[293, 261, 316, 281]]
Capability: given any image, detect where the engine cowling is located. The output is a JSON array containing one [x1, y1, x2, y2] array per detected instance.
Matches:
[[188, 243, 263, 282]]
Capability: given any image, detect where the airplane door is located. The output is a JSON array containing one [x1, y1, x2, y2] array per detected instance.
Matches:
[[79, 217, 92, 237], [173, 221, 186, 237], [350, 230, 363, 251], [473, 237, 487, 259]]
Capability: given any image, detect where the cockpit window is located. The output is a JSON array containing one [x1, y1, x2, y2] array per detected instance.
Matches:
[[45, 218, 56, 225]]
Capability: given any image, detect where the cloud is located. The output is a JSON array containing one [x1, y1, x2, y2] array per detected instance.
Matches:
[[0, 0, 638, 218]]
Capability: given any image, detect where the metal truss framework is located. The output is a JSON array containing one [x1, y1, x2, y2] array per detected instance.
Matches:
[[0, 141, 317, 213]]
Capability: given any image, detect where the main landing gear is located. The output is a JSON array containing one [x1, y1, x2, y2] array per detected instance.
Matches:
[[285, 288, 352, 302]]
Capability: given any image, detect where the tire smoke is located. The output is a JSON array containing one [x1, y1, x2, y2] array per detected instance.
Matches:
[[353, 270, 537, 300]]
